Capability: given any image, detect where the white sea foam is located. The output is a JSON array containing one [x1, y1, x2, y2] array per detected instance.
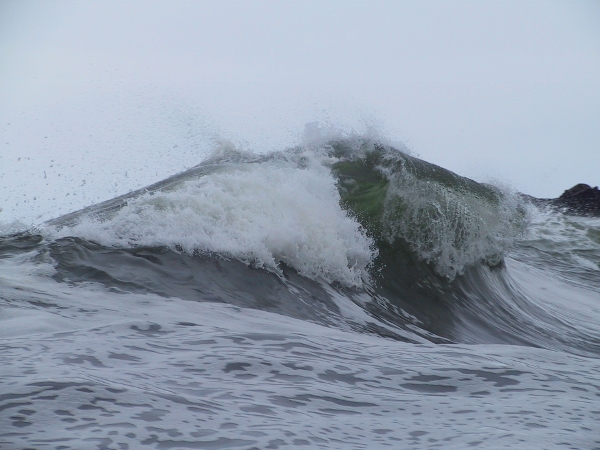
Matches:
[[56, 157, 376, 287]]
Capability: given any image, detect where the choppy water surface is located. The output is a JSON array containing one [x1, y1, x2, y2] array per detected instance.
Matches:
[[1, 138, 600, 449]]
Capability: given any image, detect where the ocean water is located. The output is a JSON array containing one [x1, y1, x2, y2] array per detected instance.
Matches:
[[1, 137, 600, 449]]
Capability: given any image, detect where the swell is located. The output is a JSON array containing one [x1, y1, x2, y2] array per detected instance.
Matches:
[[2, 137, 598, 356]]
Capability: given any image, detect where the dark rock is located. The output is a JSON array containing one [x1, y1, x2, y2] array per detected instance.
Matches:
[[532, 184, 600, 217], [560, 183, 596, 199]]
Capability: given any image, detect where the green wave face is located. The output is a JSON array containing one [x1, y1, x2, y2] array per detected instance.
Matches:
[[330, 140, 527, 279]]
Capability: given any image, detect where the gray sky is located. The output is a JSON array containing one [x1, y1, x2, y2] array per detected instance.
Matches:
[[1, 0, 600, 223]]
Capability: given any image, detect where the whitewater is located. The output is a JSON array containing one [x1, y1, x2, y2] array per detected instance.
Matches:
[[1, 135, 600, 450]]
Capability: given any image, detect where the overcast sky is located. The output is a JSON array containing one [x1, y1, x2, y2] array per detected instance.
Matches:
[[1, 0, 600, 223]]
